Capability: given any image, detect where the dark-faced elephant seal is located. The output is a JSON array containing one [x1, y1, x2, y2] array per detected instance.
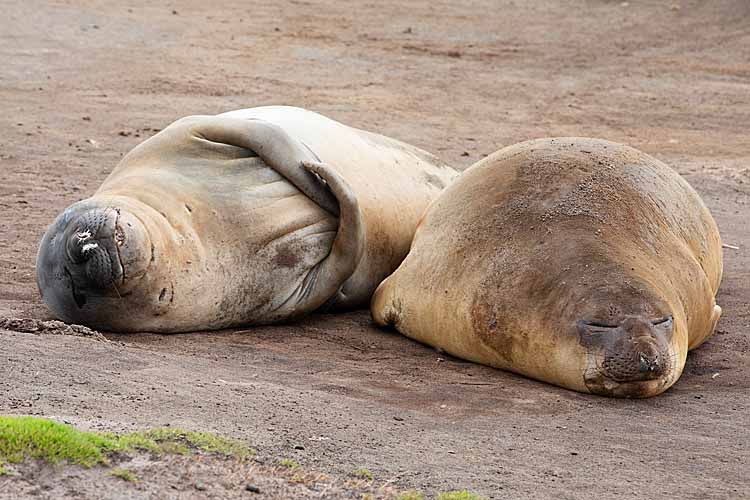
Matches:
[[37, 106, 457, 332], [372, 138, 722, 398]]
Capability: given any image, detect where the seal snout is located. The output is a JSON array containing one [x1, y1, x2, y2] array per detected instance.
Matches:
[[578, 314, 676, 397], [64, 209, 125, 291], [37, 204, 153, 324]]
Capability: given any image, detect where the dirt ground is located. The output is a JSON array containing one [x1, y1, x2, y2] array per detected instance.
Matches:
[[1, 0, 749, 498]]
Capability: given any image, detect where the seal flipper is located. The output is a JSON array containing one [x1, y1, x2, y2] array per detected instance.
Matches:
[[193, 116, 340, 215], [299, 161, 366, 309], [189, 116, 365, 317]]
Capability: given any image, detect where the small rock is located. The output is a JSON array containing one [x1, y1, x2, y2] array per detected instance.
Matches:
[[172, 9, 178, 15], [393, 416, 404, 422], [195, 482, 207, 491], [294, 444, 305, 450], [245, 484, 261, 493], [461, 151, 470, 157], [403, 27, 413, 34], [82, 116, 91, 121]]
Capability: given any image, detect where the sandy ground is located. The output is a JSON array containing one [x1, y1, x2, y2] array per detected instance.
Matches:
[[1, 0, 749, 498]]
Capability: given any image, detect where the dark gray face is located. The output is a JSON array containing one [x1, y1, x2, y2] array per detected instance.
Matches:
[[577, 315, 677, 397], [36, 201, 152, 328]]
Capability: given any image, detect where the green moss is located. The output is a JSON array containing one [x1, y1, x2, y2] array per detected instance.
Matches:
[[111, 467, 138, 482], [0, 416, 116, 467], [397, 491, 424, 500], [279, 458, 300, 470], [115, 428, 252, 458], [0, 416, 253, 470], [437, 491, 486, 500], [353, 467, 373, 480]]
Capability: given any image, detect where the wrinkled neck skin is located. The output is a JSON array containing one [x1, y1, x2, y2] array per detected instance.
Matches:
[[37, 182, 337, 332]]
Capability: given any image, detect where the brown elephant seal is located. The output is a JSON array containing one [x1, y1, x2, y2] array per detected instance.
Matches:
[[372, 137, 722, 398], [37, 106, 457, 332]]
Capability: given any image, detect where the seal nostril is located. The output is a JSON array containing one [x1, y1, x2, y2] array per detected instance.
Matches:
[[68, 230, 96, 263], [158, 288, 167, 301], [639, 352, 659, 373]]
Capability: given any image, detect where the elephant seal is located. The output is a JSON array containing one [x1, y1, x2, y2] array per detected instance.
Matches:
[[372, 138, 722, 398], [37, 106, 457, 332]]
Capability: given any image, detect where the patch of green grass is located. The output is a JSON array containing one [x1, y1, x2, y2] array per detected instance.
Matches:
[[279, 458, 300, 470], [437, 491, 486, 500], [114, 428, 253, 458], [0, 416, 253, 471], [0, 416, 117, 467], [397, 491, 424, 500], [352, 467, 373, 480], [111, 467, 138, 482], [0, 463, 7, 476]]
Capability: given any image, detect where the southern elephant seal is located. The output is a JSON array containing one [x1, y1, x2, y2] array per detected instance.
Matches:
[[372, 138, 722, 398], [37, 106, 457, 332]]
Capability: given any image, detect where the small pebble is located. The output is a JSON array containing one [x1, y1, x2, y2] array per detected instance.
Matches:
[[245, 484, 261, 493]]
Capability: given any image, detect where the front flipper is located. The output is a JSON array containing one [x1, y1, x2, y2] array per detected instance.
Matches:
[[270, 161, 365, 317], [190, 116, 365, 318], [194, 116, 340, 215]]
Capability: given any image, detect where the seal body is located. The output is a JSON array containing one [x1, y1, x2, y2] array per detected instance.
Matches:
[[38, 106, 457, 332], [372, 138, 722, 398]]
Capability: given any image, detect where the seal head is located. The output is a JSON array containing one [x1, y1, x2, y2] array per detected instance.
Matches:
[[575, 285, 679, 397], [37, 199, 156, 327]]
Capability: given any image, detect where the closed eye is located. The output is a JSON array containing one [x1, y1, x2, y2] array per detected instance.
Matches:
[[652, 316, 673, 326], [579, 320, 618, 328], [577, 320, 618, 335]]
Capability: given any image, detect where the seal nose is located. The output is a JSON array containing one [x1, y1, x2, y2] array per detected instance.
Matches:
[[64, 208, 124, 290], [637, 345, 660, 374]]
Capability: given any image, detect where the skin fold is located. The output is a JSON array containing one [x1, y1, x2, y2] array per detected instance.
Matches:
[[37, 106, 457, 332], [372, 137, 722, 398]]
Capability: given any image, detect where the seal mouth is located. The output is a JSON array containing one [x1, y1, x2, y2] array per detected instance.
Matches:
[[585, 376, 673, 399], [37, 204, 152, 323]]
